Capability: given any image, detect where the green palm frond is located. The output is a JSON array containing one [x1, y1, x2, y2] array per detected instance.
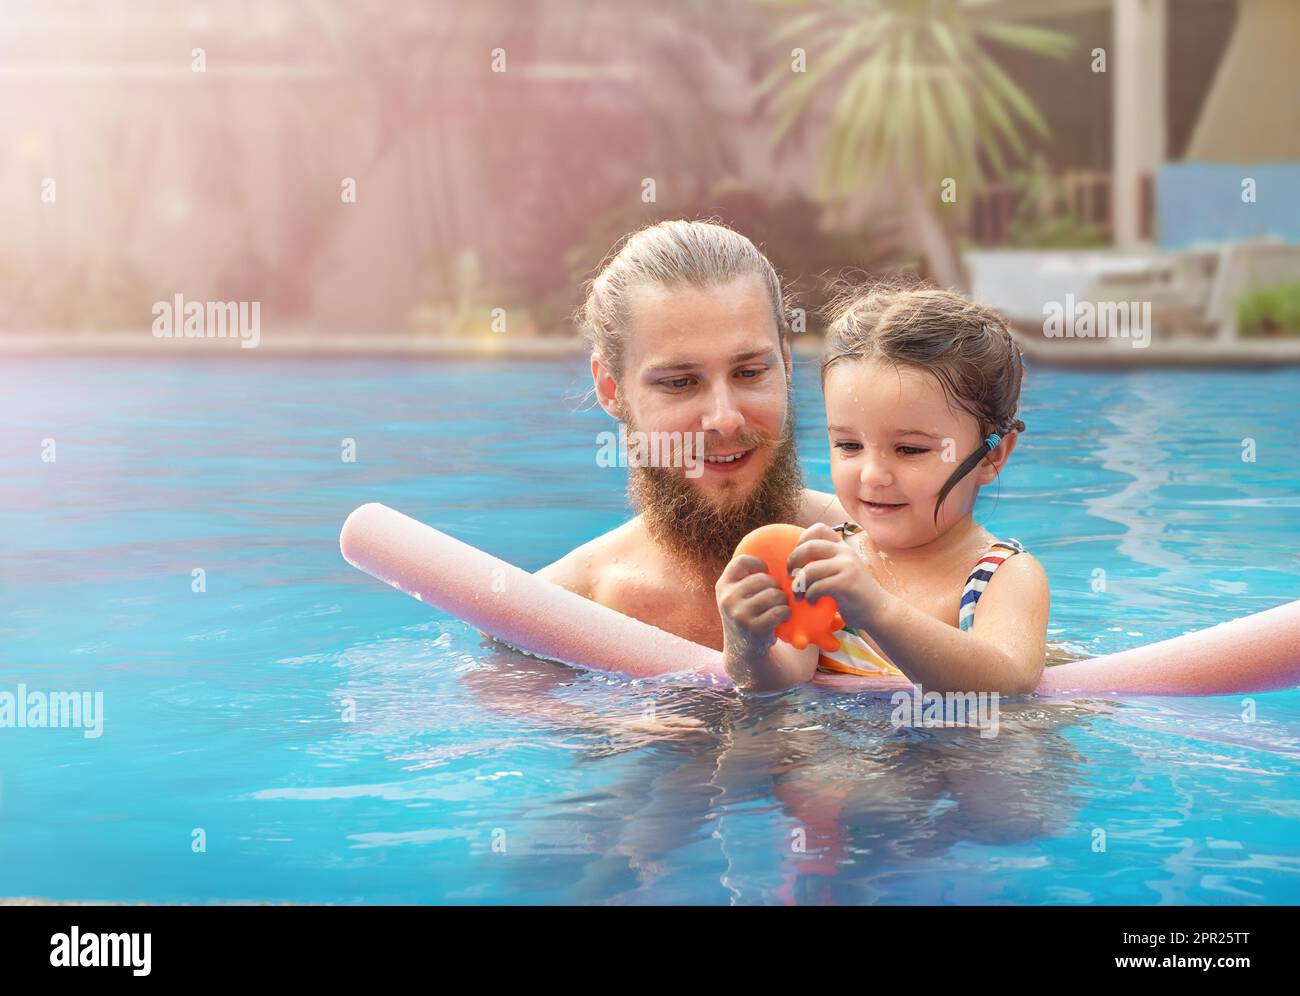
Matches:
[[767, 0, 1073, 196], [975, 21, 1075, 59]]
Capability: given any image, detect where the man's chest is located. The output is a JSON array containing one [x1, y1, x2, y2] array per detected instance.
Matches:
[[595, 567, 725, 651]]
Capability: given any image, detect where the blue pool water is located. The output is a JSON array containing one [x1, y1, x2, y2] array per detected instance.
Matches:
[[2, 355, 1299, 905]]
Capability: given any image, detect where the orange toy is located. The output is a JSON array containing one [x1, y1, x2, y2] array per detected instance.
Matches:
[[733, 524, 844, 652]]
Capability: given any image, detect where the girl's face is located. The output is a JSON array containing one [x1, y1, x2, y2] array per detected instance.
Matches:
[[824, 357, 1000, 550]]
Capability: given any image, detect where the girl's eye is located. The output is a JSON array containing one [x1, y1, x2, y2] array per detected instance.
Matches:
[[898, 446, 929, 456], [833, 441, 862, 452]]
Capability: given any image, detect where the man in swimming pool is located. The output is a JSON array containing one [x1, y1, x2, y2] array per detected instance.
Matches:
[[536, 220, 848, 652]]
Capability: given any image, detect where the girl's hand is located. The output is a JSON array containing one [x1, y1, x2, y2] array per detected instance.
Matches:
[[714, 554, 790, 656], [785, 523, 886, 628]]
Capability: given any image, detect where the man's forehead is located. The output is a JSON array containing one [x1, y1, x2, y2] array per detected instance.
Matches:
[[624, 278, 780, 370]]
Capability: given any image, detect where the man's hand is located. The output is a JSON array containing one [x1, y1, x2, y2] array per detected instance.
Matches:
[[785, 522, 885, 629]]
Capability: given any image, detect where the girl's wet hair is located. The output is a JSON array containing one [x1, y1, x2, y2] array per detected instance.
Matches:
[[819, 279, 1027, 525]]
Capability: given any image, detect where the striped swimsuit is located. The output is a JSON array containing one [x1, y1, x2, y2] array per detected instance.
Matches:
[[816, 531, 1027, 677]]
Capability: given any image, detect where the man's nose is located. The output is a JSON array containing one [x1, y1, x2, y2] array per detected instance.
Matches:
[[700, 381, 744, 437]]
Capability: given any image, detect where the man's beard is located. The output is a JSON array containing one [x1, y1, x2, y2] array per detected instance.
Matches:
[[622, 398, 805, 585]]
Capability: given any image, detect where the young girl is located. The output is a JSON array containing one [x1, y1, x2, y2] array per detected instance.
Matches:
[[716, 285, 1050, 695]]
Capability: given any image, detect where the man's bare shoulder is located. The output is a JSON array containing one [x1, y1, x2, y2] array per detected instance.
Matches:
[[798, 488, 849, 528], [533, 518, 643, 598]]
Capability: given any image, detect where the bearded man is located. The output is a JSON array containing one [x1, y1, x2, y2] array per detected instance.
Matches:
[[538, 220, 848, 653]]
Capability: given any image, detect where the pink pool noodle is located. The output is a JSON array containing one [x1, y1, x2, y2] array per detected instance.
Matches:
[[1037, 597, 1300, 696], [341, 503, 1300, 697], [340, 503, 728, 681]]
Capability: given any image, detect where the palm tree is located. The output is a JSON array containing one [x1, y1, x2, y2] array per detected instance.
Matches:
[[763, 0, 1071, 289]]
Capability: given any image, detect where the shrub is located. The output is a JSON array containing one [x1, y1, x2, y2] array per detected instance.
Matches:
[[1237, 282, 1300, 337]]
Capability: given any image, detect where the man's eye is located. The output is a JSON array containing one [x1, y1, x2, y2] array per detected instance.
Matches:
[[898, 446, 929, 456], [660, 377, 693, 389], [736, 367, 765, 379]]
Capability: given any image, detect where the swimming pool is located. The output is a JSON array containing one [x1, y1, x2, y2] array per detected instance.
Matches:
[[2, 355, 1299, 904]]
